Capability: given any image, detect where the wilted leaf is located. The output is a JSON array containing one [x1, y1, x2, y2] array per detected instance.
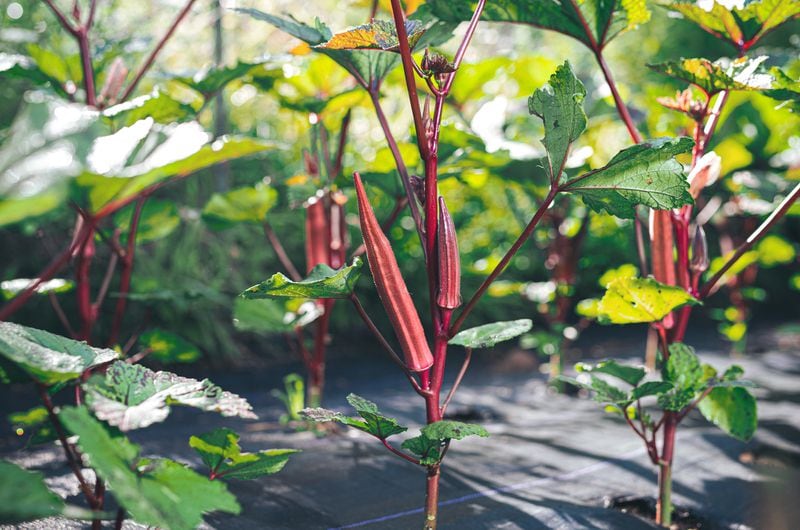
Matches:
[[60, 407, 240, 530], [561, 137, 694, 219], [528, 61, 587, 182], [241, 258, 362, 299], [0, 322, 119, 385], [190, 428, 297, 480], [449, 319, 533, 349], [596, 276, 698, 324], [84, 361, 256, 430]]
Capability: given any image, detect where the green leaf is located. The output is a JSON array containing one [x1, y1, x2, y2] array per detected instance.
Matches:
[[201, 184, 278, 229], [528, 61, 587, 182], [113, 199, 181, 244], [426, 0, 649, 49], [0, 95, 103, 227], [663, 0, 799, 46], [8, 406, 56, 445], [189, 428, 297, 480], [0, 460, 69, 523], [103, 90, 197, 128], [588, 376, 629, 404], [630, 381, 674, 401], [657, 343, 704, 411], [137, 329, 201, 364], [233, 298, 323, 334], [301, 394, 408, 439], [241, 258, 362, 299], [172, 59, 281, 96], [401, 434, 442, 466], [449, 319, 533, 349], [0, 322, 119, 385], [315, 20, 426, 51], [61, 406, 240, 530], [1, 278, 74, 300], [698, 387, 757, 441], [0, 53, 70, 98], [421, 420, 489, 441], [596, 276, 698, 324], [756, 235, 796, 267], [575, 360, 645, 386], [76, 125, 275, 213], [561, 137, 694, 219], [83, 361, 256, 431], [649, 56, 775, 95]]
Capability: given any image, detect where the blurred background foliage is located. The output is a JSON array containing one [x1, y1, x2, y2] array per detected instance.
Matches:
[[1, 0, 798, 365]]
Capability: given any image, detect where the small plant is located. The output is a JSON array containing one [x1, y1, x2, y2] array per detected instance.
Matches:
[[271, 373, 307, 425]]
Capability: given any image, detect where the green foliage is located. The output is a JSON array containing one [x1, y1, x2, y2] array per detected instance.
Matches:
[[658, 343, 704, 411], [698, 387, 757, 441], [7, 406, 56, 446], [649, 56, 790, 96], [301, 393, 408, 439], [114, 199, 181, 244], [233, 298, 323, 334], [103, 90, 197, 128], [0, 322, 119, 385], [202, 184, 278, 229], [60, 407, 240, 530], [271, 373, 306, 423], [315, 20, 427, 51], [401, 434, 442, 466], [190, 428, 297, 480], [241, 258, 363, 299], [0, 53, 71, 99], [427, 0, 650, 49], [575, 359, 645, 386], [595, 276, 698, 324], [528, 61, 587, 183], [449, 319, 533, 349], [137, 329, 201, 364], [421, 420, 489, 441], [83, 361, 256, 431], [561, 137, 694, 218]]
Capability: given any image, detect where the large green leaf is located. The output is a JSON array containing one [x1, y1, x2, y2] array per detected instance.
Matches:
[[1, 278, 74, 300], [103, 90, 198, 128], [113, 199, 181, 244], [75, 121, 275, 213], [201, 184, 278, 229], [449, 319, 533, 349], [0, 53, 70, 98], [0, 95, 103, 226], [60, 407, 240, 530], [241, 258, 363, 299], [83, 361, 256, 431], [0, 460, 95, 523], [0, 322, 119, 385], [137, 329, 201, 364], [528, 61, 587, 183], [421, 420, 489, 441], [426, 0, 649, 49], [649, 56, 775, 95], [189, 428, 297, 480], [596, 276, 698, 324], [561, 137, 694, 218], [233, 298, 323, 334], [172, 59, 281, 96], [662, 0, 799, 46], [698, 386, 757, 441]]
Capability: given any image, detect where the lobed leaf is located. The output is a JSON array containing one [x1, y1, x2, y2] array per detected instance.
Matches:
[[0, 322, 119, 385], [528, 62, 587, 183], [421, 420, 489, 441], [649, 56, 775, 95], [449, 319, 533, 349], [401, 434, 442, 466], [561, 137, 694, 219], [698, 387, 757, 441], [201, 184, 278, 229], [596, 276, 698, 324], [241, 258, 362, 300], [61, 406, 240, 530], [301, 394, 408, 439], [189, 428, 297, 480], [315, 20, 426, 51], [84, 361, 256, 431]]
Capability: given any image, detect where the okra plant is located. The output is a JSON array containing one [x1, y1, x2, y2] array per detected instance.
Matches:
[[426, 0, 798, 526], [235, 0, 736, 526]]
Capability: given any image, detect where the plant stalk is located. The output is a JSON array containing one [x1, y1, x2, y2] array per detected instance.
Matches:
[[656, 412, 677, 526], [424, 465, 441, 530]]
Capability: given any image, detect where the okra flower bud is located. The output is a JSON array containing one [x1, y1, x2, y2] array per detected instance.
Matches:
[[690, 224, 709, 273], [436, 196, 461, 309], [353, 173, 434, 372]]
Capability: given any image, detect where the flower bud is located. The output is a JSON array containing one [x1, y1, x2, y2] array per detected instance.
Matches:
[[690, 224, 709, 273], [436, 197, 461, 309], [688, 152, 721, 199], [354, 173, 433, 372]]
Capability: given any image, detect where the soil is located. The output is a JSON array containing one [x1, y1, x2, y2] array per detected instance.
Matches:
[[1, 323, 799, 529]]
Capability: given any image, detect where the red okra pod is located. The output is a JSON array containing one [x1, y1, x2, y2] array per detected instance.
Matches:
[[353, 173, 434, 372], [305, 197, 330, 274], [436, 196, 461, 309]]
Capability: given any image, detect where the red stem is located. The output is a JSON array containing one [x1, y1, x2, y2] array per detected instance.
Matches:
[[119, 0, 199, 102], [75, 228, 97, 341], [108, 196, 147, 346]]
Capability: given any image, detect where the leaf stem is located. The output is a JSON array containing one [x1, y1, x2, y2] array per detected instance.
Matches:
[[440, 347, 471, 417], [380, 438, 420, 465], [263, 221, 302, 281], [119, 0, 199, 102]]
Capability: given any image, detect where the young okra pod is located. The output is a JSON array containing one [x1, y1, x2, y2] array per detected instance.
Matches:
[[436, 196, 461, 309], [305, 197, 330, 274], [353, 173, 434, 372]]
